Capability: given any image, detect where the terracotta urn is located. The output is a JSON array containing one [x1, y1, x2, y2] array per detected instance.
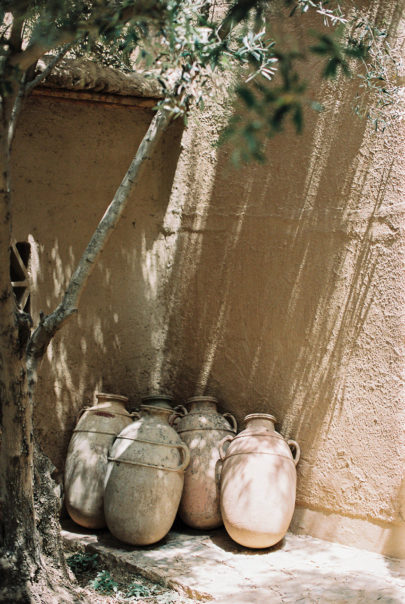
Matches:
[[104, 405, 190, 545], [175, 396, 237, 529], [219, 413, 300, 548], [64, 392, 132, 529]]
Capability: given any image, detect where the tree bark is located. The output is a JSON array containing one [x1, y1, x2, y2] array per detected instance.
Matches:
[[0, 122, 40, 601]]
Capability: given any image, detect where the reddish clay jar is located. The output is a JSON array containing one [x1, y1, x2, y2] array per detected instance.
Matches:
[[219, 413, 300, 548], [64, 392, 132, 528], [175, 396, 237, 529]]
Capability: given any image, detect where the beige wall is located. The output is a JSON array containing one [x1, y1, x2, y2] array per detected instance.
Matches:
[[12, 94, 183, 469], [12, 1, 404, 558]]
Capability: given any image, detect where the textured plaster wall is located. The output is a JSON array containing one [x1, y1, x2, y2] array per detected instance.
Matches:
[[11, 1, 404, 558], [12, 96, 183, 472]]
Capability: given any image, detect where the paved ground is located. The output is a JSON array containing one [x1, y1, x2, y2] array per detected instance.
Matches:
[[62, 519, 405, 603]]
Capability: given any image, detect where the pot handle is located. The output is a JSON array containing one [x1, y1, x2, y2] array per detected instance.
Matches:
[[222, 412, 237, 433], [177, 442, 191, 472], [218, 435, 234, 461], [288, 440, 300, 466], [169, 405, 188, 427]]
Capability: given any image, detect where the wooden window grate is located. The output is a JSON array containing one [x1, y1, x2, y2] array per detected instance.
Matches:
[[10, 241, 30, 312]]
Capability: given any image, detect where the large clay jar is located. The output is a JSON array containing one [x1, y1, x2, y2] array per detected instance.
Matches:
[[64, 392, 132, 529], [175, 396, 237, 529], [219, 413, 300, 548], [104, 405, 190, 545]]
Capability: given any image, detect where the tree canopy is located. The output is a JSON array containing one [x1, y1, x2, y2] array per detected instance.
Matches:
[[1, 0, 400, 157]]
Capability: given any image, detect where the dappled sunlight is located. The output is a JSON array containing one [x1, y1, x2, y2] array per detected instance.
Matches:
[[27, 233, 41, 288], [140, 118, 221, 393], [292, 79, 348, 240], [280, 152, 397, 445], [62, 517, 405, 601], [65, 434, 107, 517], [221, 454, 293, 532], [50, 240, 65, 298], [195, 183, 252, 394], [141, 232, 161, 300], [10, 0, 404, 559], [11, 95, 183, 470]]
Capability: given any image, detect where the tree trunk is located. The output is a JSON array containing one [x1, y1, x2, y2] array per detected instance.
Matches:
[[0, 123, 40, 601]]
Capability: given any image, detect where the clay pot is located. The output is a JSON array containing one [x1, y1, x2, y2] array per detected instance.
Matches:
[[64, 392, 132, 528], [175, 396, 237, 529], [104, 405, 190, 545], [219, 413, 300, 548]]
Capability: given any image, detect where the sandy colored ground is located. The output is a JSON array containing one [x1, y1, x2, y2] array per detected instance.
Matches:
[[62, 519, 405, 603]]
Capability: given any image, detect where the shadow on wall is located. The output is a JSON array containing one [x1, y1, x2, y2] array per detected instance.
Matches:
[[134, 0, 404, 530], [160, 88, 387, 414]]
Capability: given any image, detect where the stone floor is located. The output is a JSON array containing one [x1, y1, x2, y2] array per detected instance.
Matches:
[[62, 519, 405, 603]]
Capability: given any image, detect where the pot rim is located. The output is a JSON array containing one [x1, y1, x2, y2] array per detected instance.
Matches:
[[141, 394, 174, 402], [244, 413, 277, 424], [96, 392, 128, 403], [186, 395, 218, 405]]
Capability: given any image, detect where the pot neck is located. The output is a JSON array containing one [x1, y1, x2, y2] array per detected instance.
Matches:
[[140, 405, 172, 421], [141, 395, 173, 409], [95, 392, 128, 410], [244, 413, 277, 432], [186, 396, 218, 414]]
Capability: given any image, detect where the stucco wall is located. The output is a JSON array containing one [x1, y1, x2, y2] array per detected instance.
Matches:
[[11, 2, 404, 558], [11, 93, 183, 466]]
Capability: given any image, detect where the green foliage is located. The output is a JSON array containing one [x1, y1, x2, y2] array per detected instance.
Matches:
[[1, 0, 402, 159], [351, 19, 403, 131], [218, 0, 403, 162], [310, 26, 370, 80], [65, 556, 181, 601], [90, 569, 119, 595], [221, 44, 310, 164], [125, 581, 151, 598], [125, 581, 159, 598], [66, 551, 99, 574]]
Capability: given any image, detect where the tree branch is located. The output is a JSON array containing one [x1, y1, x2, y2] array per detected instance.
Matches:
[[24, 43, 76, 95], [7, 40, 72, 151], [9, 0, 170, 72], [26, 107, 172, 366], [9, 13, 24, 54], [7, 75, 26, 151], [9, 32, 77, 72]]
